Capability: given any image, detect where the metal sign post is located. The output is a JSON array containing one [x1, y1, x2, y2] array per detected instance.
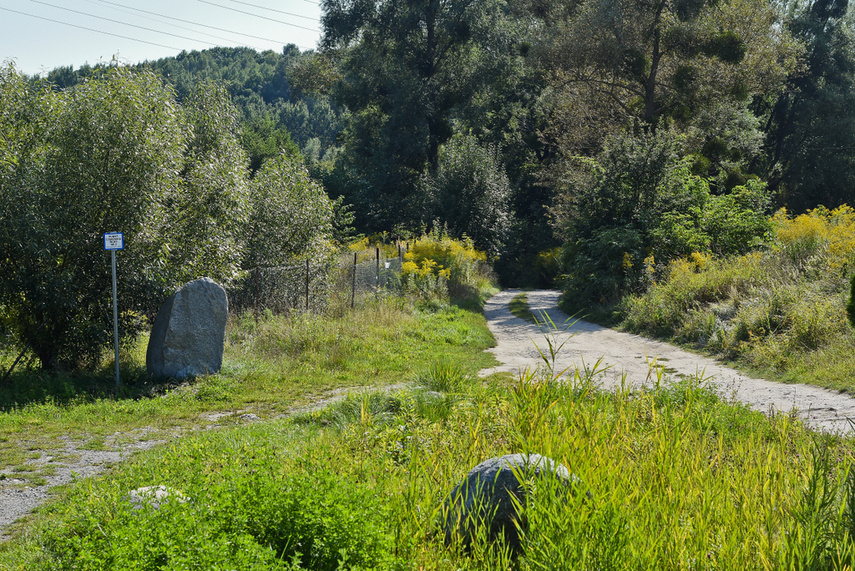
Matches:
[[103, 232, 124, 387]]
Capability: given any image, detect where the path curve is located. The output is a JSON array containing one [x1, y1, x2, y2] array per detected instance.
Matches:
[[480, 289, 855, 435]]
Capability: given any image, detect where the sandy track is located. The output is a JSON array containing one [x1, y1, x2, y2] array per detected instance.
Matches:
[[480, 289, 855, 435]]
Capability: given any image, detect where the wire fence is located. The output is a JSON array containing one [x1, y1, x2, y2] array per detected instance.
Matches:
[[227, 246, 409, 315]]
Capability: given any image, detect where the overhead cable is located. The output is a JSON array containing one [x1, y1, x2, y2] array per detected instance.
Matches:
[[0, 6, 180, 51], [28, 0, 219, 46], [94, 0, 311, 50], [197, 0, 320, 33], [84, 0, 257, 49], [225, 0, 319, 22]]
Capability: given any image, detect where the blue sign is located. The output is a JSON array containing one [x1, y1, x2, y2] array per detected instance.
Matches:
[[103, 232, 124, 251]]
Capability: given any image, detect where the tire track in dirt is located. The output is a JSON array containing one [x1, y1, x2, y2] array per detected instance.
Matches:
[[480, 289, 855, 435]]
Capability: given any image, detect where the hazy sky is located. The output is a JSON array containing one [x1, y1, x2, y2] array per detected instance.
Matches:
[[1, 0, 323, 76]]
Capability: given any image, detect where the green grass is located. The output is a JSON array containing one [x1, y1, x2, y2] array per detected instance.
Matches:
[[508, 292, 537, 323], [0, 296, 497, 477], [3, 351, 855, 569], [2, 299, 855, 569], [618, 243, 855, 393]]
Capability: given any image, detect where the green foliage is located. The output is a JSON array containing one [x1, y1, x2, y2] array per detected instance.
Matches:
[[420, 134, 513, 257], [241, 113, 301, 175], [243, 152, 336, 270], [558, 130, 772, 310], [848, 272, 855, 329], [171, 81, 252, 285], [401, 231, 495, 304], [758, 0, 855, 211], [623, 206, 855, 390], [39, 430, 396, 570], [320, 0, 514, 231], [0, 66, 188, 369], [0, 64, 331, 372]]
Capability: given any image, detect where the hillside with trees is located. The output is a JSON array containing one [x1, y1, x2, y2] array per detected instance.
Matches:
[[3, 0, 855, 373]]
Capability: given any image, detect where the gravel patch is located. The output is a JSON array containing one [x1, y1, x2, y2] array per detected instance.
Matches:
[[0, 431, 168, 541]]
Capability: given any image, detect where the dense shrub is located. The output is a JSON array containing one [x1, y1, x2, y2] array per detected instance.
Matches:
[[41, 431, 396, 570], [0, 64, 338, 370], [557, 130, 772, 312], [401, 230, 493, 302], [420, 134, 513, 257]]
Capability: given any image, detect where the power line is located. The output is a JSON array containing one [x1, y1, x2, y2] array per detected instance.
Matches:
[[0, 6, 181, 51], [93, 0, 313, 50], [197, 0, 320, 33], [83, 0, 258, 50], [225, 0, 319, 22], [28, 0, 219, 47]]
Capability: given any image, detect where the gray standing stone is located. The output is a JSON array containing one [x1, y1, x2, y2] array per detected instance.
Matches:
[[146, 277, 228, 379], [443, 453, 586, 554]]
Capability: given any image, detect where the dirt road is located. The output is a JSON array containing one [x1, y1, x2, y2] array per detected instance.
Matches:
[[480, 289, 855, 435]]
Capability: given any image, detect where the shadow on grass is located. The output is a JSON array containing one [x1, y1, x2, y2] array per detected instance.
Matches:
[[0, 360, 174, 411]]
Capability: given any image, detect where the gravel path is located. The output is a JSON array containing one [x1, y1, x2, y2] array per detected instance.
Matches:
[[480, 289, 855, 435]]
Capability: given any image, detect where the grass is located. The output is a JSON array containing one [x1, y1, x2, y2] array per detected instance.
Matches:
[[508, 292, 537, 323], [617, 207, 855, 393], [3, 346, 855, 569], [1, 296, 855, 569], [0, 295, 496, 478]]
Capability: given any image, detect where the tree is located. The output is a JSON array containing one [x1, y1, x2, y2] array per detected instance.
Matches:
[[244, 152, 336, 270], [557, 129, 770, 308], [0, 65, 253, 370], [757, 0, 855, 211], [420, 134, 512, 257], [320, 0, 512, 228], [169, 81, 253, 284], [523, 0, 802, 190]]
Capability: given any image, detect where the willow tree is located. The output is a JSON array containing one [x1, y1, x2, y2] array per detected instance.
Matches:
[[0, 65, 250, 370]]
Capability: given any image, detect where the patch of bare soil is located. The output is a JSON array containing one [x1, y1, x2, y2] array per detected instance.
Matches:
[[480, 289, 855, 435]]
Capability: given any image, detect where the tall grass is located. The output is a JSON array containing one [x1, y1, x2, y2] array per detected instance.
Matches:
[[622, 206, 855, 390], [4, 317, 855, 569]]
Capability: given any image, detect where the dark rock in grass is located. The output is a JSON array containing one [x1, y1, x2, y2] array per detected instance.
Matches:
[[443, 453, 587, 554], [146, 277, 228, 379], [126, 486, 187, 511]]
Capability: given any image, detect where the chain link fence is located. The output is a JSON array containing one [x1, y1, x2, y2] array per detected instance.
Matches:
[[227, 247, 408, 314]]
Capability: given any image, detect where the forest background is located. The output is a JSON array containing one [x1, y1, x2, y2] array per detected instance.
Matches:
[[3, 0, 855, 373]]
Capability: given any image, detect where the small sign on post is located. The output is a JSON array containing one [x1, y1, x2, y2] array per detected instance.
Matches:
[[104, 232, 124, 387]]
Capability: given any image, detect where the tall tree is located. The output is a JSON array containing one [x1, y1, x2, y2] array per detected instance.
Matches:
[[320, 0, 511, 228], [523, 0, 801, 172], [0, 66, 254, 370], [757, 0, 855, 211]]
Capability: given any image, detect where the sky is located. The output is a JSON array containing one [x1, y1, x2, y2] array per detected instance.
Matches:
[[0, 0, 323, 76]]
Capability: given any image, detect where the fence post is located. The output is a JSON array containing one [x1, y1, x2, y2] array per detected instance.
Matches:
[[254, 266, 260, 320], [305, 258, 310, 311], [351, 251, 357, 309], [375, 247, 380, 290]]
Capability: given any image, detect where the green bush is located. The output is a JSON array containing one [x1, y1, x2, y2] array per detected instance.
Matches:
[[557, 129, 771, 311], [0, 65, 250, 370]]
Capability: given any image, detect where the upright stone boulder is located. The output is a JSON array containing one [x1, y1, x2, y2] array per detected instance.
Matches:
[[146, 277, 228, 379]]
